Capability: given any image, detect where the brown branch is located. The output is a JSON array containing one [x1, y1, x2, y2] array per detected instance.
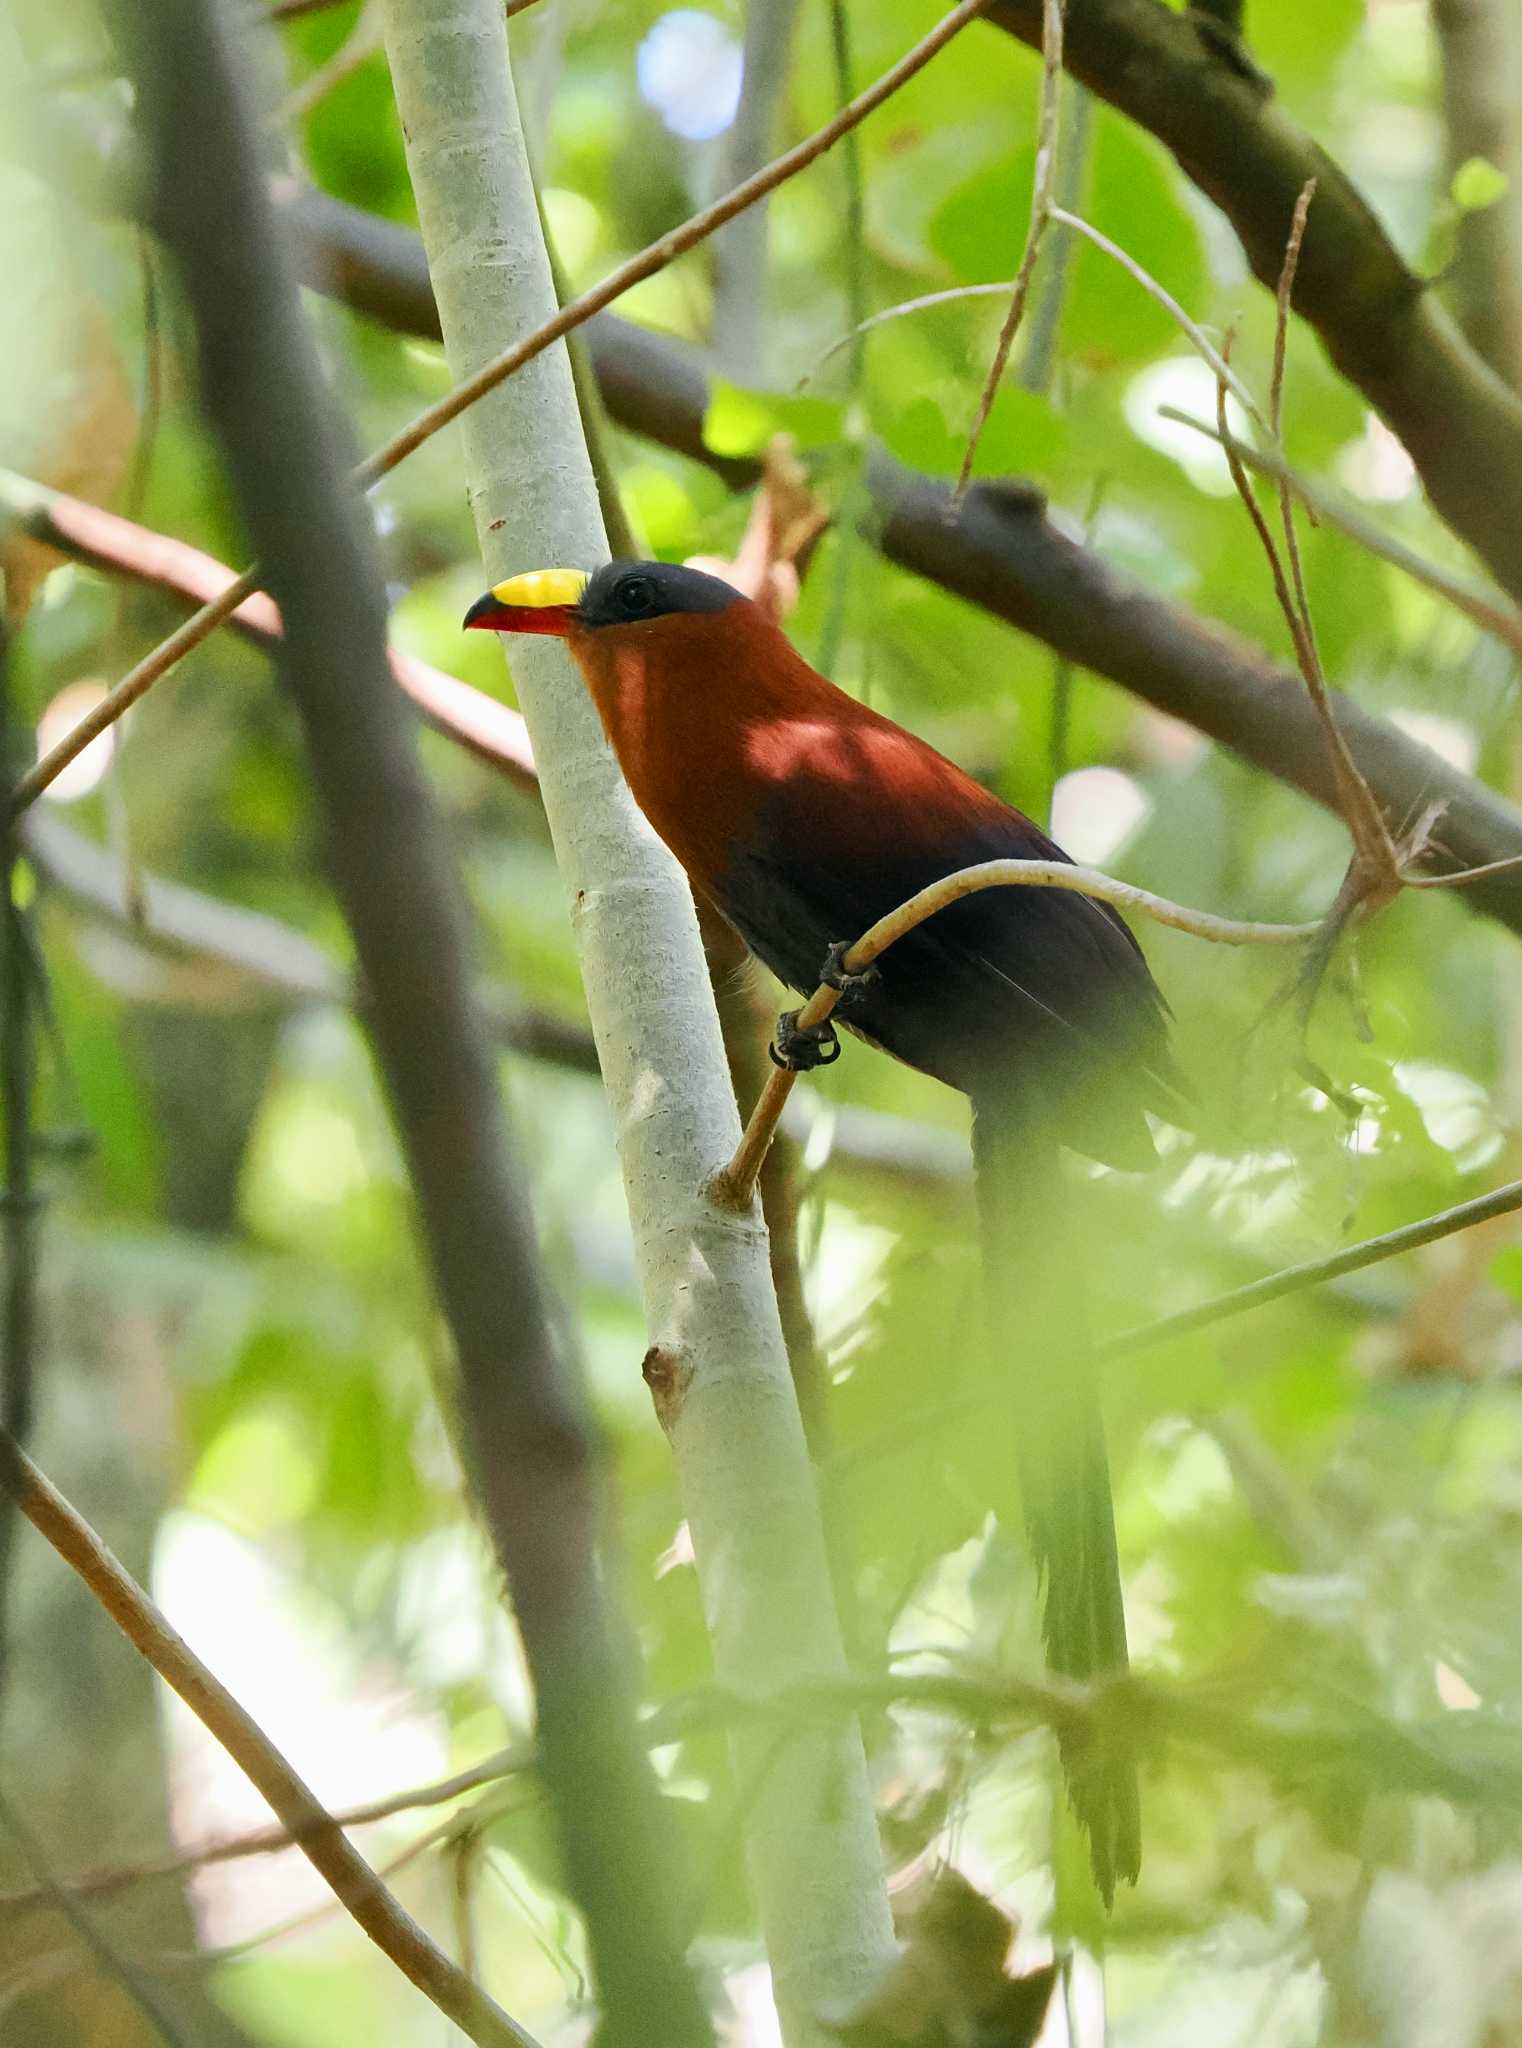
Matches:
[[983, 0, 1522, 609], [0, 1430, 540, 2047], [136, 182, 1522, 946], [1265, 185, 1394, 883], [0, 621, 38, 1692], [356, 0, 989, 485], [108, 1, 711, 2039], [3, 473, 536, 805], [1212, 203, 1404, 1020]]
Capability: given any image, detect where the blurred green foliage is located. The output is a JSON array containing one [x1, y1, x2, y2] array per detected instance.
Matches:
[[7, 0, 1522, 2041]]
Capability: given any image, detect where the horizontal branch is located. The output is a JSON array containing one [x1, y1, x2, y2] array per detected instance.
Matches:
[[985, 0, 1522, 609], [847, 856, 1318, 953], [21, 809, 603, 1073], [139, 187, 1522, 948], [17, 1620, 1518, 1924], [0, 1740, 534, 1918]]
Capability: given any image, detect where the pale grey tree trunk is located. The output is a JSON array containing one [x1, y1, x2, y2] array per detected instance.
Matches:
[[378, 1, 896, 2037]]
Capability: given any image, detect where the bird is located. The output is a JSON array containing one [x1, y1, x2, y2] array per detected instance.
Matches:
[[465, 557, 1182, 1897]]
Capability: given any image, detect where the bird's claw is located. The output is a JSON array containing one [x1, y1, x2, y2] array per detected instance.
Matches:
[[820, 940, 880, 1014], [769, 1010, 841, 1072]]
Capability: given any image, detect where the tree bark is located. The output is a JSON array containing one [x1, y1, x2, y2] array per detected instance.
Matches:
[[986, 0, 1522, 607], [378, 0, 896, 2038], [1434, 0, 1522, 392], [107, 0, 711, 2038]]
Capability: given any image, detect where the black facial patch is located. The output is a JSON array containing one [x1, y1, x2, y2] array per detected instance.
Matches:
[[574, 560, 741, 630]]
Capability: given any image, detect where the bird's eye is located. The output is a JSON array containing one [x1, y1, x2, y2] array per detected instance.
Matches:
[[617, 575, 658, 616]]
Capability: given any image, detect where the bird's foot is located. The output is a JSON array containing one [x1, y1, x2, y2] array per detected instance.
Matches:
[[820, 940, 881, 1015], [769, 1010, 841, 1072]]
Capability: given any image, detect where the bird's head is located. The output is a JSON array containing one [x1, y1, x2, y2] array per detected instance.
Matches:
[[462, 559, 742, 640]]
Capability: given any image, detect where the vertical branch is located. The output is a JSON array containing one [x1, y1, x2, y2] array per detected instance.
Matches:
[[0, 618, 37, 1693], [955, 0, 1065, 497], [0, 1432, 539, 2048], [814, 0, 867, 680], [1434, 0, 1522, 391], [379, 0, 896, 2039], [712, 0, 803, 380], [105, 1, 711, 2041]]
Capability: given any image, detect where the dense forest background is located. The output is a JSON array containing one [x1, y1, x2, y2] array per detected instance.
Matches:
[[7, 0, 1522, 2041]]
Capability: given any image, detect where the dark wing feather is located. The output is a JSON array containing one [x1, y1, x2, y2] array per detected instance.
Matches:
[[710, 742, 1178, 1161]]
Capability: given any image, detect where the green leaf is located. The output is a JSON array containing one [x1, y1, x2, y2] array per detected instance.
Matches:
[[1063, 113, 1207, 366], [880, 383, 1065, 480], [1247, 0, 1363, 83], [702, 379, 844, 459], [1452, 155, 1511, 213], [1490, 1245, 1522, 1302]]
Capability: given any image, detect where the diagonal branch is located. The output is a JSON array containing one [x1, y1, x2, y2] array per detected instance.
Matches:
[[0, 470, 537, 790], [1104, 1172, 1522, 1359], [86, 180, 1522, 946], [12, 0, 988, 816], [0, 1429, 540, 2048], [984, 0, 1522, 607]]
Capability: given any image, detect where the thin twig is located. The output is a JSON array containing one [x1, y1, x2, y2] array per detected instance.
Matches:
[[799, 282, 1016, 390], [358, 0, 989, 485], [0, 1430, 540, 2048], [10, 0, 986, 817], [1213, 352, 1399, 1026], [3, 1688, 721, 1923], [954, 0, 1064, 498], [274, 0, 382, 125], [1102, 1173, 1522, 1359], [709, 856, 1320, 1209], [1155, 409, 1522, 660], [1, 474, 536, 801], [0, 1743, 535, 1918], [8, 569, 260, 818], [1264, 185, 1398, 880], [1210, 190, 1404, 1022], [1047, 205, 1264, 425]]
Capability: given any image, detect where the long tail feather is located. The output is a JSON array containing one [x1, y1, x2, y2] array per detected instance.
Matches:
[[971, 1093, 1140, 1903]]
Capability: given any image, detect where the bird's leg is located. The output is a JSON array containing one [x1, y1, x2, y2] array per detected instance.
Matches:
[[819, 940, 881, 1014], [769, 1010, 841, 1071], [766, 944, 880, 1071]]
